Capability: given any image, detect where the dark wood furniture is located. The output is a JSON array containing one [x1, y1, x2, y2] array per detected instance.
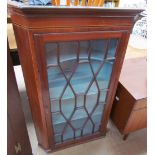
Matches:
[[8, 15, 20, 66], [8, 1, 142, 152], [111, 58, 147, 140], [7, 45, 32, 155]]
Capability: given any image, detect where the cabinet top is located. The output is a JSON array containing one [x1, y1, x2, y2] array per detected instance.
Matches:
[[119, 58, 147, 100], [8, 1, 143, 17]]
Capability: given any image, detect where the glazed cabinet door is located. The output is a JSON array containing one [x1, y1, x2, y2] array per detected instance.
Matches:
[[34, 31, 124, 147]]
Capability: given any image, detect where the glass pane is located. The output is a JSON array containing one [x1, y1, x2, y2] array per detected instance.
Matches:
[[53, 123, 65, 135], [47, 66, 67, 99], [85, 92, 98, 114], [83, 120, 94, 136], [61, 97, 75, 119], [75, 130, 82, 138], [79, 41, 90, 60], [107, 39, 118, 58], [96, 60, 114, 90], [70, 63, 93, 94], [45, 38, 118, 144], [51, 99, 59, 113], [61, 86, 74, 100], [52, 113, 66, 134], [90, 59, 102, 74], [76, 94, 84, 107], [94, 124, 100, 133], [59, 41, 78, 62], [63, 125, 74, 141], [99, 91, 107, 103], [52, 112, 65, 125], [91, 104, 105, 125], [45, 43, 57, 65], [71, 116, 87, 129], [61, 86, 75, 119], [91, 40, 108, 61], [55, 134, 61, 143], [60, 59, 77, 79], [71, 109, 88, 122]]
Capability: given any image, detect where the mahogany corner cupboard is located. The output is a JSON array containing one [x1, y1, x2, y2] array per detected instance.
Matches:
[[8, 1, 143, 152]]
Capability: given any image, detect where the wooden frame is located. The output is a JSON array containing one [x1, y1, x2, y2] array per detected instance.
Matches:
[[34, 31, 124, 149], [8, 2, 143, 152]]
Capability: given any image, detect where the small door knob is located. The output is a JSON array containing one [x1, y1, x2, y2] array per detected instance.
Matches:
[[115, 96, 119, 101]]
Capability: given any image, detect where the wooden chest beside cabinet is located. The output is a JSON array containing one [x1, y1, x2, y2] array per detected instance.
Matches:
[[8, 1, 142, 152], [7, 44, 32, 155], [111, 58, 147, 140]]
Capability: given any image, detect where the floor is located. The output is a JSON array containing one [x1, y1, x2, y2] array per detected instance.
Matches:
[[14, 65, 147, 155]]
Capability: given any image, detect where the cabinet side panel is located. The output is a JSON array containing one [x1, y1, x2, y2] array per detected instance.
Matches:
[[110, 83, 135, 133], [124, 108, 147, 134], [32, 35, 54, 149], [13, 25, 50, 149]]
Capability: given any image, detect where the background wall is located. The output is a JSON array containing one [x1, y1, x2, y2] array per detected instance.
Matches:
[[119, 0, 147, 8]]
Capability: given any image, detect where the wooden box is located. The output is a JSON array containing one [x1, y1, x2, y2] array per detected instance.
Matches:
[[111, 58, 147, 140]]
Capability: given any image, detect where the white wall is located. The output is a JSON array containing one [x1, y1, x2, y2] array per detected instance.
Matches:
[[119, 0, 146, 7]]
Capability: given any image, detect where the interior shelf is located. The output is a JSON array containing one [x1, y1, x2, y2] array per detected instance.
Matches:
[[45, 39, 118, 66], [52, 103, 105, 125], [47, 60, 113, 99], [53, 106, 104, 143], [50, 90, 107, 114]]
